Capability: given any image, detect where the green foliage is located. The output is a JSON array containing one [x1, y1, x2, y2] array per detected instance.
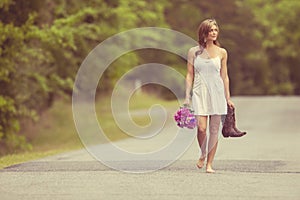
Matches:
[[244, 0, 300, 94], [0, 0, 84, 154], [1, 0, 299, 155], [0, 0, 169, 154]]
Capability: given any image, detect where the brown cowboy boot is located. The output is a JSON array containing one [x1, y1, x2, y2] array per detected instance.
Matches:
[[222, 106, 246, 137], [232, 107, 247, 136]]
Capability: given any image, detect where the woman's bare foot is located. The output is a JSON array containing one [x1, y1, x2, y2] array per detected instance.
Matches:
[[206, 164, 215, 173], [196, 156, 206, 169]]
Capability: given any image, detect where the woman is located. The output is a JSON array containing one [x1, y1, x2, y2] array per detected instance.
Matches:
[[184, 19, 234, 173]]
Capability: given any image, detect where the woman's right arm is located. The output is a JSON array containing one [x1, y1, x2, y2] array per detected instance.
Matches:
[[184, 48, 195, 105]]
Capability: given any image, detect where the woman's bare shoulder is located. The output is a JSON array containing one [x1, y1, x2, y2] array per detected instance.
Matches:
[[218, 47, 227, 59], [189, 46, 199, 53], [218, 47, 227, 55]]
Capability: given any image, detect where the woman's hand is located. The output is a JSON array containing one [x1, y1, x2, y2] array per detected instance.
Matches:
[[227, 99, 235, 108], [183, 97, 191, 106]]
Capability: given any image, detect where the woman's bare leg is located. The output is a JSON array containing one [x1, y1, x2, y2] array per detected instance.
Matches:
[[206, 115, 221, 173], [196, 116, 208, 168]]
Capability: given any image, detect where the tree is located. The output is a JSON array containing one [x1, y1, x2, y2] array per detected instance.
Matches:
[[0, 0, 169, 154], [245, 0, 300, 94]]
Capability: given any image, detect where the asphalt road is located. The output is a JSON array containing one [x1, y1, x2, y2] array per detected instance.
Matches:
[[1, 96, 300, 200]]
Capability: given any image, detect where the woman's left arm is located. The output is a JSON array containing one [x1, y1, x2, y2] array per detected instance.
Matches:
[[220, 48, 234, 108]]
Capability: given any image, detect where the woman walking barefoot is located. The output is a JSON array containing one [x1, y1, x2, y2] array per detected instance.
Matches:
[[184, 19, 234, 173]]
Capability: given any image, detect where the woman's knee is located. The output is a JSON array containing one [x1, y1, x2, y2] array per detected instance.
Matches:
[[197, 126, 207, 134], [210, 127, 220, 135], [197, 116, 208, 135]]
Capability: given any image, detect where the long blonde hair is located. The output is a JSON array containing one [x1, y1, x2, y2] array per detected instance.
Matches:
[[197, 19, 220, 49]]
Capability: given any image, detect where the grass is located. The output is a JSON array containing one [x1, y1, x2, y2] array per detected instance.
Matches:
[[0, 150, 67, 169], [0, 92, 179, 169]]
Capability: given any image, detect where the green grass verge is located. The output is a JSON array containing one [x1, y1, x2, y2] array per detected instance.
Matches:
[[0, 92, 179, 169], [0, 150, 67, 169]]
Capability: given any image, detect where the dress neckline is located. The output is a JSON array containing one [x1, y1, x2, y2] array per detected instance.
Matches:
[[196, 55, 220, 60]]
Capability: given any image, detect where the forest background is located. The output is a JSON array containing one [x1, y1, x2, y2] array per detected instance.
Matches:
[[1, 0, 299, 155]]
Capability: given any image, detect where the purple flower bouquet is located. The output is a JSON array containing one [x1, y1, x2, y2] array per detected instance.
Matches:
[[174, 105, 197, 129]]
